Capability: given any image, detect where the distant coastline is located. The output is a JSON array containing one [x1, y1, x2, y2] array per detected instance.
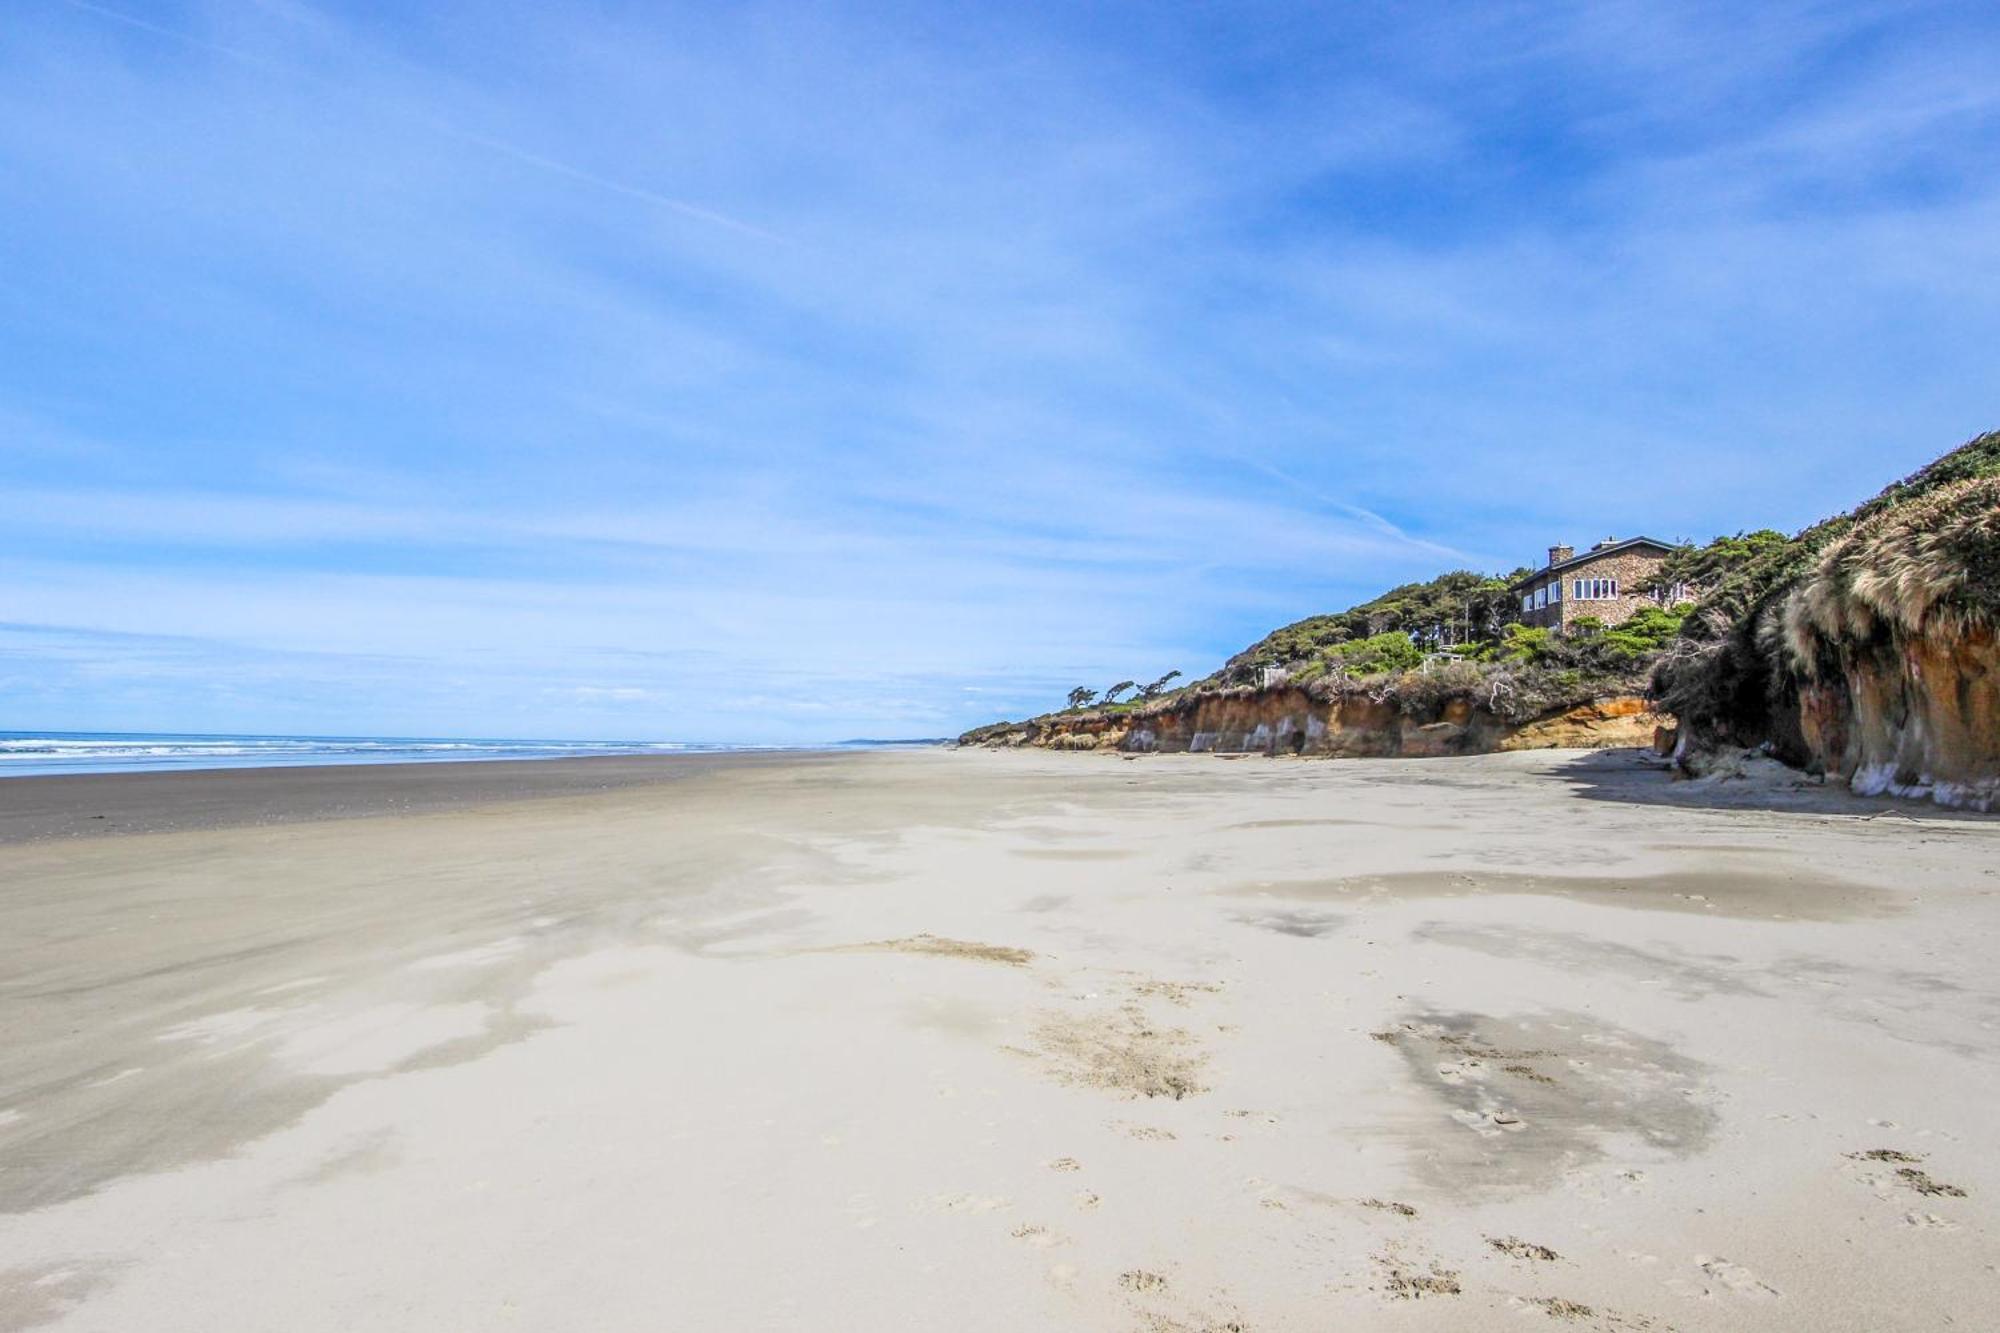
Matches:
[[0, 731, 931, 779]]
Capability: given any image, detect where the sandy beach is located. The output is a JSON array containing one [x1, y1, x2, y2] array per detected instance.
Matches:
[[2, 747, 1997, 1331]]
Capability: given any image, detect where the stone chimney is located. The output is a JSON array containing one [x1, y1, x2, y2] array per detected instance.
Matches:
[[1547, 544, 1575, 568]]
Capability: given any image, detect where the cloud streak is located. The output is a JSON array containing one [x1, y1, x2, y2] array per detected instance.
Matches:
[[3, 0, 1997, 738]]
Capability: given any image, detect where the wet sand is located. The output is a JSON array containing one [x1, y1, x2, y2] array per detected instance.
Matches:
[[2, 747, 1997, 1330], [0, 752, 818, 844]]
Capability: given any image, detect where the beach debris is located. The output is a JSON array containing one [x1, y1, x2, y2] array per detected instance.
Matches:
[[1129, 978, 1223, 1006], [831, 934, 1034, 966], [1375, 1252, 1461, 1299], [1527, 1296, 1595, 1320], [1894, 1167, 1967, 1197], [1119, 1270, 1170, 1293], [1359, 1198, 1418, 1218], [1133, 1315, 1245, 1333], [1023, 1005, 1207, 1100], [1847, 1148, 1923, 1163], [1487, 1235, 1561, 1261], [1047, 1156, 1081, 1172]]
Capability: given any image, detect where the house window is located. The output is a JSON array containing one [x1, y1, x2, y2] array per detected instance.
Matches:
[[1572, 577, 1622, 601], [1522, 594, 1533, 613]]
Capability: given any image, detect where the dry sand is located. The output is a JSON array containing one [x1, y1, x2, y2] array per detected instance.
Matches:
[[1, 746, 1997, 1330]]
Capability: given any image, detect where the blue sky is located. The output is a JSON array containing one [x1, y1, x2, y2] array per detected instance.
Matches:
[[3, 0, 1997, 742]]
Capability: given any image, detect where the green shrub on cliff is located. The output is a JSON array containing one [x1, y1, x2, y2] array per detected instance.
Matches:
[[1320, 630, 1427, 678], [1480, 609, 1682, 673], [1601, 604, 1690, 659], [1208, 569, 1522, 685], [1352, 657, 1623, 725], [1486, 622, 1557, 665], [1641, 530, 1789, 598]]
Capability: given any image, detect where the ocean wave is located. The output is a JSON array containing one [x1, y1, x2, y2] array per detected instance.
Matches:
[[0, 733, 775, 777]]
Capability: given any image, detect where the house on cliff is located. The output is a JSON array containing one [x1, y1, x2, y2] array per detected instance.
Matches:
[[1511, 537, 1689, 632]]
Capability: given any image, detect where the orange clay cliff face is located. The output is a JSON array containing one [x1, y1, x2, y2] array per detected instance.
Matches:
[[971, 687, 1663, 758], [1787, 630, 2000, 809], [1760, 475, 2000, 810]]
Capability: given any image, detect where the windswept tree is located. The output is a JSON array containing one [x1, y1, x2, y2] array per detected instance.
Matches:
[[1102, 680, 1136, 704], [1137, 670, 1182, 700], [1066, 686, 1099, 709]]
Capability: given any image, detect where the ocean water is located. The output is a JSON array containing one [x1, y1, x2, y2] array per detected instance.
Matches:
[[0, 731, 784, 778]]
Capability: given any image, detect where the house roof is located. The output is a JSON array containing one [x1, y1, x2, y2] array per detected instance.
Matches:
[[1510, 536, 1679, 590]]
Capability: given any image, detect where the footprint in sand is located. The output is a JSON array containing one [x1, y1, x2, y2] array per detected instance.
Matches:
[[1450, 1107, 1527, 1136], [1047, 1156, 1082, 1172], [1009, 1223, 1064, 1248], [1223, 1109, 1279, 1123], [1692, 1255, 1780, 1299], [1117, 1123, 1178, 1141], [1904, 1211, 1959, 1230], [934, 1193, 1012, 1215]]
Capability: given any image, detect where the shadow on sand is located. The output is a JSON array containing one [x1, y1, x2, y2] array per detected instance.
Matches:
[[1548, 746, 1995, 823]]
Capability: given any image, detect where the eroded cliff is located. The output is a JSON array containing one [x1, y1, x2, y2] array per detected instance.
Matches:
[[1658, 440, 2000, 811], [1766, 474, 1999, 808], [970, 687, 1663, 758]]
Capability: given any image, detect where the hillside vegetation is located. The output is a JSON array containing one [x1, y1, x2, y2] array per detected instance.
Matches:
[[1203, 570, 1525, 687], [989, 569, 1690, 742]]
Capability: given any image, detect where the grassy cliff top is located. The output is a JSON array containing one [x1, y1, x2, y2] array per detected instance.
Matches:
[[1673, 429, 2000, 641], [1655, 428, 2000, 737]]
